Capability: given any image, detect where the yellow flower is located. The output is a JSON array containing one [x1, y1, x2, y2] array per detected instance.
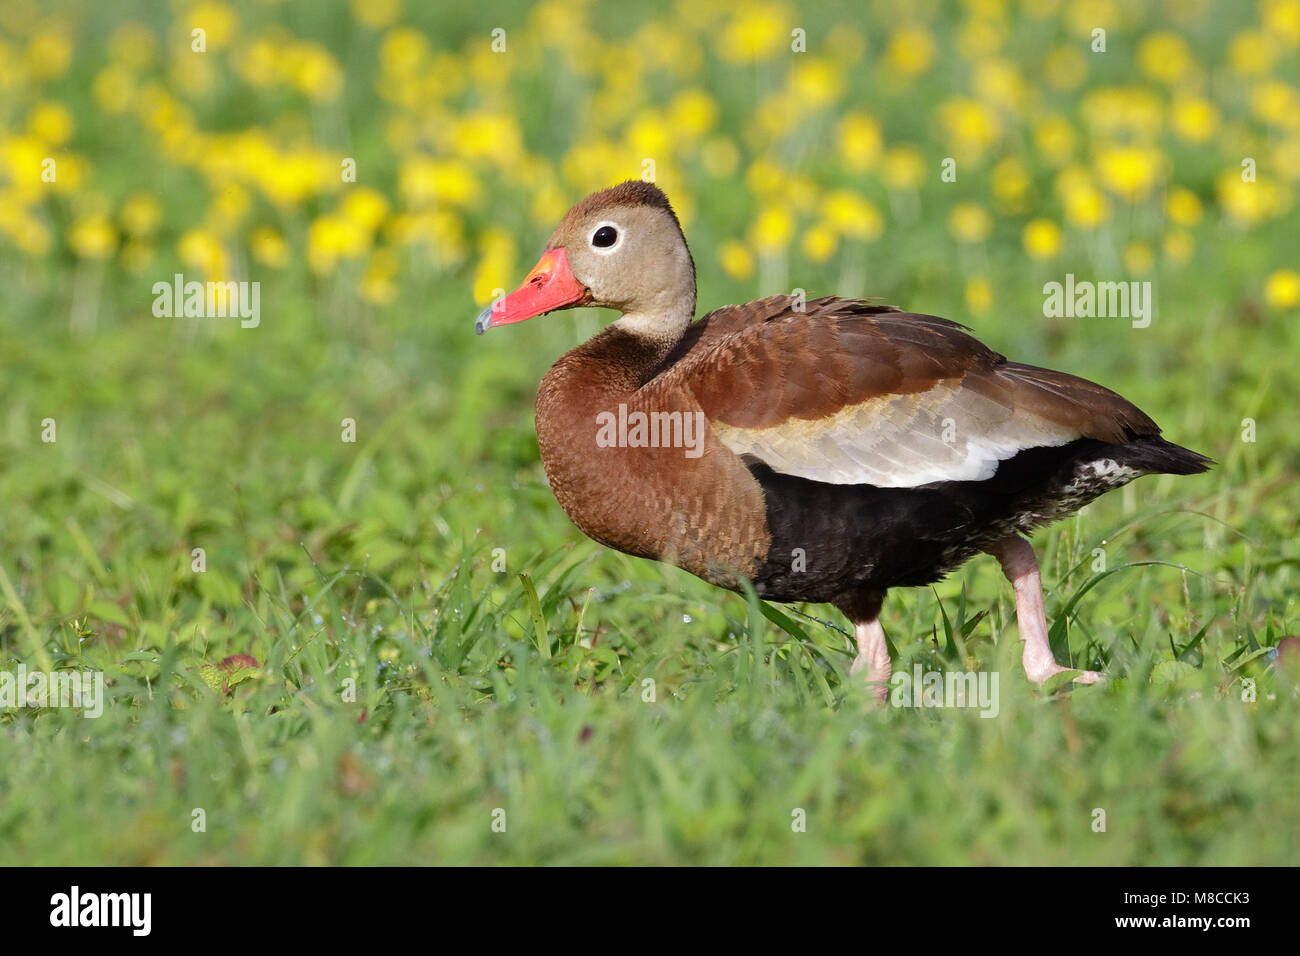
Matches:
[[1034, 115, 1076, 166], [352, 0, 402, 29], [308, 214, 369, 274], [92, 67, 135, 114], [801, 222, 838, 263], [1062, 181, 1109, 228], [342, 188, 390, 233], [836, 112, 883, 173], [1228, 29, 1277, 75], [288, 42, 343, 103], [751, 206, 795, 252], [361, 248, 399, 305], [948, 202, 993, 243], [249, 226, 290, 269], [992, 157, 1031, 212], [1250, 81, 1300, 129], [669, 90, 718, 138], [1044, 46, 1086, 91], [700, 137, 739, 178], [120, 194, 162, 235], [68, 215, 117, 259], [791, 58, 843, 107], [1265, 269, 1300, 309], [1123, 241, 1154, 274], [1081, 87, 1163, 140], [1096, 144, 1164, 200], [884, 26, 936, 78], [820, 190, 883, 241], [1137, 32, 1193, 84], [938, 97, 1001, 159], [28, 102, 73, 146], [719, 3, 789, 63], [964, 278, 993, 314], [472, 227, 517, 304], [719, 239, 755, 280], [1022, 218, 1062, 259], [975, 59, 1026, 110], [27, 30, 72, 80], [1216, 170, 1290, 227], [1165, 187, 1202, 226], [1170, 96, 1219, 143], [1262, 0, 1300, 46], [882, 145, 925, 190], [400, 157, 479, 209], [108, 23, 155, 68], [187, 2, 238, 51], [178, 228, 227, 274], [1163, 229, 1194, 265], [120, 240, 154, 273], [380, 27, 429, 78]]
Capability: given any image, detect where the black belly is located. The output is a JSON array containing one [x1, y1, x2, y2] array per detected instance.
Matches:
[[745, 436, 1207, 604]]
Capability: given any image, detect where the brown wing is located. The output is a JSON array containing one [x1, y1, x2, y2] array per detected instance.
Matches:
[[657, 296, 1159, 488]]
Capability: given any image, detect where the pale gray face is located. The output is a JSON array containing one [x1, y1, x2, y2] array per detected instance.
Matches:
[[547, 202, 695, 317]]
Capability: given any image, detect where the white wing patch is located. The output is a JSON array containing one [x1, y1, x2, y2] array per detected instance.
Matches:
[[710, 379, 1081, 487]]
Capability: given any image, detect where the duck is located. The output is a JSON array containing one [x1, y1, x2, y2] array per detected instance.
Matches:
[[475, 180, 1211, 699]]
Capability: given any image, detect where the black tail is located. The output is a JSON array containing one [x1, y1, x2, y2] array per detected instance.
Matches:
[[1121, 436, 1214, 475]]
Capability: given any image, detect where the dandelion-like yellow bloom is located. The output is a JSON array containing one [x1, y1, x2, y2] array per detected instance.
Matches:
[[1123, 241, 1155, 274], [68, 216, 118, 260], [791, 58, 844, 107], [472, 227, 518, 304], [964, 278, 993, 314], [751, 206, 795, 252], [1263, 0, 1300, 46], [821, 190, 884, 241], [1137, 32, 1194, 85], [948, 202, 993, 243], [361, 248, 399, 305], [1163, 229, 1195, 265], [1170, 96, 1219, 143], [719, 239, 755, 280], [884, 26, 936, 78], [1096, 144, 1164, 200], [882, 145, 925, 190], [108, 23, 155, 68], [120, 194, 162, 236], [719, 3, 790, 63], [28, 102, 73, 147], [801, 223, 838, 263], [836, 112, 883, 173], [1265, 269, 1300, 309], [669, 90, 718, 139], [26, 30, 72, 80], [1033, 115, 1076, 166], [992, 157, 1031, 212], [249, 227, 290, 269], [178, 228, 227, 275], [938, 97, 1001, 160], [187, 2, 238, 51], [1250, 82, 1300, 130], [351, 0, 402, 30], [1165, 187, 1202, 226], [1228, 29, 1277, 75], [308, 214, 369, 275], [1216, 170, 1290, 227], [1022, 219, 1062, 259]]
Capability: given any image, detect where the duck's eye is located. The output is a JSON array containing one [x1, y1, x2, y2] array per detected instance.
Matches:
[[592, 225, 618, 248]]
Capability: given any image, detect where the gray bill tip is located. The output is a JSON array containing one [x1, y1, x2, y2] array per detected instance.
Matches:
[[475, 306, 493, 336]]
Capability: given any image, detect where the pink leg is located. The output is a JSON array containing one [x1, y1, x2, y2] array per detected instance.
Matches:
[[986, 537, 1101, 685], [849, 618, 891, 702]]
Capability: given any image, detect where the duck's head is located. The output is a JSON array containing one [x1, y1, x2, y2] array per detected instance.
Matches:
[[475, 180, 697, 340]]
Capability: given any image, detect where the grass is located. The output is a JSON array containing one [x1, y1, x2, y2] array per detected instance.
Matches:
[[2, 0, 1299, 864]]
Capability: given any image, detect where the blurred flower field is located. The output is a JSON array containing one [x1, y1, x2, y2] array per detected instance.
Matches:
[[1, 0, 1298, 865]]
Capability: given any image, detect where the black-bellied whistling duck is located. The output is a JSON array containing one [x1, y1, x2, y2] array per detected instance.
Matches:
[[476, 181, 1211, 699]]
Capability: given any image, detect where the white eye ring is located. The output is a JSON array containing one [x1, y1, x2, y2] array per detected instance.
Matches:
[[589, 220, 624, 254]]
